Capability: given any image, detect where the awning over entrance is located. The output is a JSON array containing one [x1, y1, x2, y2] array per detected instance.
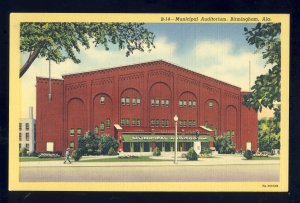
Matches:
[[122, 134, 214, 143]]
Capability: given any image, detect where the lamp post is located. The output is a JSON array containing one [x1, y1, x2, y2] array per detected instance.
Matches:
[[174, 114, 178, 164]]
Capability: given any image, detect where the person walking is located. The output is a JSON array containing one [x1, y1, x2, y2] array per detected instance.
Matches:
[[64, 148, 71, 164]]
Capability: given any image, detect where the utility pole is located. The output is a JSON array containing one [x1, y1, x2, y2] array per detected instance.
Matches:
[[48, 59, 52, 102], [249, 60, 251, 91]]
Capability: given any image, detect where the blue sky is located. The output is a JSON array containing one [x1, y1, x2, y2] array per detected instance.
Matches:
[[21, 23, 273, 118], [145, 23, 256, 55]]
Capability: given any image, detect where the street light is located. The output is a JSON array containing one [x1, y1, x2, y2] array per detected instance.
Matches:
[[174, 114, 178, 164]]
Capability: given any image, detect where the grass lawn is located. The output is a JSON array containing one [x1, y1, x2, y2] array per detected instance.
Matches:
[[19, 157, 65, 162], [80, 156, 168, 162], [246, 157, 280, 160]]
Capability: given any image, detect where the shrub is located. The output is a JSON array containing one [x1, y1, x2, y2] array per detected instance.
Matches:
[[107, 147, 118, 156], [244, 150, 253, 160], [72, 150, 82, 161], [78, 132, 119, 155], [19, 147, 28, 157], [199, 154, 213, 158], [28, 152, 39, 157], [118, 155, 139, 159], [200, 147, 212, 154], [186, 147, 198, 161], [214, 135, 235, 154], [253, 151, 269, 157], [98, 135, 119, 155], [78, 131, 100, 155], [152, 147, 161, 156], [38, 153, 61, 158]]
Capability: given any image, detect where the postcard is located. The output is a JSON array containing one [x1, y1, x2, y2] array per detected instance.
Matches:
[[9, 13, 289, 191]]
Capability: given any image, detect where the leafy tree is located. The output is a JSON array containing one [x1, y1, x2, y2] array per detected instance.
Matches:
[[77, 131, 100, 155], [152, 147, 161, 156], [107, 147, 118, 156], [72, 150, 82, 161], [20, 22, 155, 78], [214, 134, 235, 154], [243, 23, 281, 126], [244, 150, 253, 160], [258, 118, 280, 152], [98, 135, 119, 155], [186, 147, 198, 161]]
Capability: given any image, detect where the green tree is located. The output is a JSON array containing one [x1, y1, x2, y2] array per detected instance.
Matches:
[[77, 131, 100, 155], [186, 147, 198, 161], [20, 22, 155, 78], [258, 118, 280, 152], [214, 134, 235, 154], [98, 135, 119, 155], [243, 23, 281, 126]]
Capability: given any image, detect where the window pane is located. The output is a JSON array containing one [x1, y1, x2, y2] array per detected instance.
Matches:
[[179, 100, 182, 107], [161, 120, 165, 127], [183, 100, 187, 107], [70, 141, 75, 149], [209, 101, 213, 108], [151, 119, 155, 127], [100, 96, 105, 104], [137, 119, 141, 126], [188, 100, 192, 107], [26, 133, 29, 141], [106, 118, 110, 128], [137, 98, 141, 105], [166, 100, 169, 107], [26, 123, 29, 130], [151, 99, 154, 106], [156, 119, 159, 127], [121, 97, 125, 105], [94, 126, 99, 134], [19, 133, 22, 141], [193, 101, 196, 107], [77, 128, 82, 135], [126, 119, 130, 126], [161, 100, 164, 106], [70, 128, 74, 136], [100, 123, 105, 131], [132, 118, 136, 126], [166, 120, 169, 127], [121, 119, 125, 126], [155, 99, 159, 106], [19, 123, 22, 130], [132, 98, 136, 106], [126, 98, 130, 105]]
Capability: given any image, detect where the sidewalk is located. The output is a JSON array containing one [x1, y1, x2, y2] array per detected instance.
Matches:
[[20, 155, 280, 167]]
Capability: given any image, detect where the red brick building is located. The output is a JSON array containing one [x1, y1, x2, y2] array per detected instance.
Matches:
[[36, 60, 257, 153]]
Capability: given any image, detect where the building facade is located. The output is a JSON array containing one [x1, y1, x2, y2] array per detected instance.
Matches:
[[36, 60, 258, 153], [19, 107, 36, 153]]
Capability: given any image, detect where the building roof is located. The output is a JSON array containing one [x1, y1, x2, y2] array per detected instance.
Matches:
[[61, 60, 241, 90], [200, 126, 214, 132]]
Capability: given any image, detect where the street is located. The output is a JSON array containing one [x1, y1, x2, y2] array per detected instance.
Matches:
[[20, 164, 279, 182]]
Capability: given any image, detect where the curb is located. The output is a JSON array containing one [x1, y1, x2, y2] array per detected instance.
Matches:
[[20, 162, 280, 168]]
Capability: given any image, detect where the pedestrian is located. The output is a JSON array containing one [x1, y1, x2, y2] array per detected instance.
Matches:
[[64, 148, 71, 164]]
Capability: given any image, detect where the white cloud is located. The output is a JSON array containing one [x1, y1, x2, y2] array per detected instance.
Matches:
[[189, 40, 268, 92], [20, 36, 177, 118], [21, 36, 272, 119]]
